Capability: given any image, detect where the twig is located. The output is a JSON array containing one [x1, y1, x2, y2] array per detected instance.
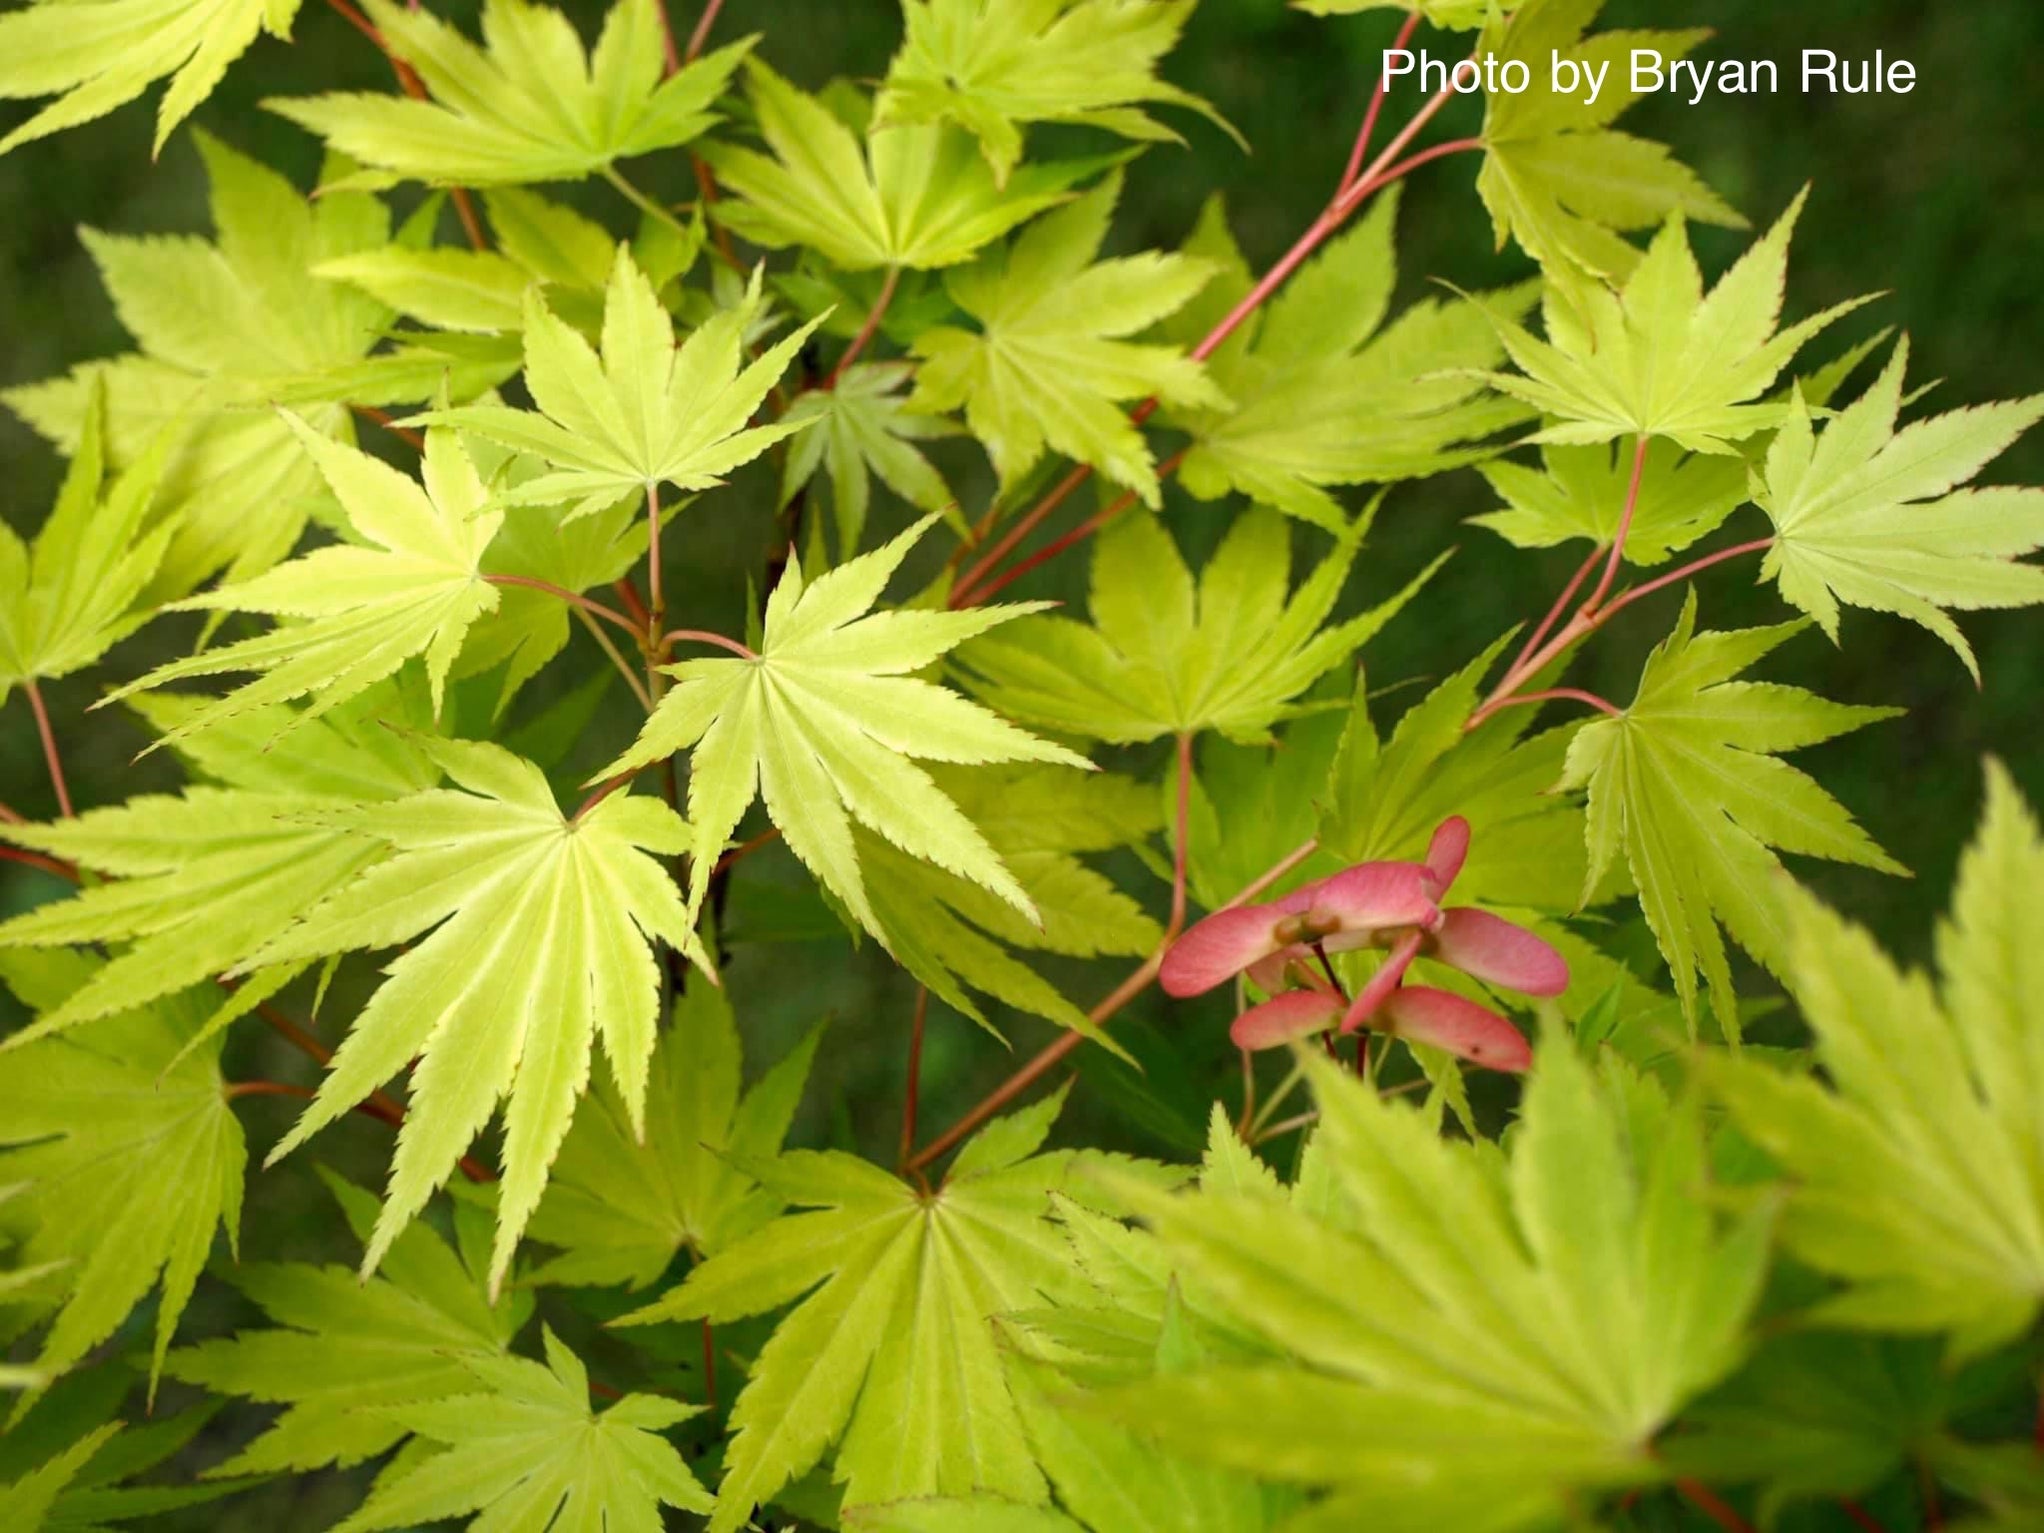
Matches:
[[1483, 687, 1623, 720], [351, 404, 425, 451], [0, 845, 76, 880], [1675, 1480, 1756, 1533], [574, 608, 655, 712], [712, 827, 781, 875], [829, 267, 901, 387], [1583, 435, 1652, 614], [1509, 544, 1603, 678], [683, 0, 725, 62], [663, 628, 756, 660], [23, 680, 72, 818], [485, 574, 642, 637], [1600, 538, 1776, 620], [1341, 9, 1424, 194]]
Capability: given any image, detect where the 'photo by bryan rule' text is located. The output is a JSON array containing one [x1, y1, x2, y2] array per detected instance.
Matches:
[[1383, 48, 1918, 108]]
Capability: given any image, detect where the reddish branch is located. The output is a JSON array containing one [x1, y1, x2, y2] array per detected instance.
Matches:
[[830, 267, 902, 388], [23, 679, 72, 818], [1676, 1479, 1757, 1533]]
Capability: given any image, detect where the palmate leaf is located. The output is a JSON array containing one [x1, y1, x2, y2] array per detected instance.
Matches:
[[1474, 437, 1748, 564], [703, 60, 1093, 272], [1162, 190, 1531, 530], [1557, 594, 1903, 1037], [420, 250, 816, 522], [909, 171, 1225, 506], [0, 384, 172, 710], [957, 504, 1441, 746], [875, 0, 1234, 186], [1476, 193, 1871, 453], [241, 737, 711, 1295], [781, 361, 962, 559], [3, 134, 394, 592], [863, 766, 1160, 1047], [1091, 1040, 1773, 1531], [0, 1424, 119, 1532], [0, 952, 245, 1390], [1755, 339, 2044, 680], [108, 421, 501, 742], [616, 1091, 1132, 1530], [604, 514, 1084, 939], [0, 684, 439, 1043], [166, 1171, 528, 1475], [267, 0, 749, 188], [1715, 764, 2044, 1357], [0, 0, 298, 156], [1475, 0, 1739, 283], [526, 982, 821, 1288], [331, 1327, 712, 1532]]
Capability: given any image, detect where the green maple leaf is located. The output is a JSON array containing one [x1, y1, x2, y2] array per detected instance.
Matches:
[[1476, 0, 1739, 282], [0, 684, 439, 1044], [0, 952, 245, 1389], [0, 385, 173, 711], [1477, 193, 1871, 453], [862, 765, 1160, 1046], [1475, 437, 1748, 564], [526, 982, 821, 1288], [603, 513, 1084, 938], [875, 0, 1235, 185], [703, 59, 1094, 272], [0, 1424, 119, 1532], [331, 1327, 712, 1532], [1092, 1039, 1773, 1530], [909, 171, 1225, 506], [1715, 763, 2044, 1358], [616, 1091, 1124, 1529], [239, 736, 710, 1295], [1755, 339, 2044, 680], [108, 420, 502, 742], [780, 361, 963, 558], [267, 0, 749, 187], [1163, 190, 1531, 529], [3, 134, 396, 592], [420, 251, 816, 522], [957, 504, 1441, 746], [1558, 594, 1903, 1036], [167, 1171, 528, 1475], [0, 0, 299, 156]]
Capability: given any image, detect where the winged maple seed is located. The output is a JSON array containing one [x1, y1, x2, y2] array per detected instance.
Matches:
[[1160, 816, 1567, 1071]]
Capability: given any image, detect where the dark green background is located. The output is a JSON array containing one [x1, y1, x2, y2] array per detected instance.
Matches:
[[2, 1, 2041, 1524]]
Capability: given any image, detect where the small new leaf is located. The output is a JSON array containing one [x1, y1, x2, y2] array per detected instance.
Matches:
[[331, 1327, 712, 1531], [1756, 338, 2044, 679], [876, 0, 1234, 185], [781, 360, 962, 558], [603, 514, 1084, 939], [910, 172, 1225, 506], [1558, 594, 1903, 1035], [958, 505, 1440, 745], [245, 737, 711, 1296], [268, 0, 749, 187], [1478, 193, 1869, 453], [1475, 437, 1748, 564], [109, 421, 501, 740], [1715, 764, 2044, 1358]]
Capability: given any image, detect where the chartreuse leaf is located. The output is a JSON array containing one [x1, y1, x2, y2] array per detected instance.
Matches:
[[1476, 0, 1738, 283], [1558, 594, 1903, 1037], [240, 736, 710, 1297], [420, 250, 817, 522], [0, 383, 172, 710], [1755, 339, 2044, 680], [0, 1424, 120, 1531], [1475, 437, 1748, 564], [1163, 189, 1531, 529], [615, 1093, 1111, 1529], [1478, 193, 1873, 453], [704, 59, 1092, 271], [0, 952, 245, 1392], [0, 0, 299, 156], [604, 514, 1084, 939], [875, 0, 1234, 185], [267, 0, 749, 187], [107, 420, 501, 742], [1714, 763, 2044, 1358], [331, 1327, 711, 1531], [862, 766, 1159, 1047], [1089, 1039, 1773, 1531], [167, 1171, 528, 1475], [781, 361, 963, 558], [958, 504, 1441, 746], [3, 134, 393, 592], [0, 685, 439, 1043], [909, 172, 1224, 506], [527, 983, 821, 1288]]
